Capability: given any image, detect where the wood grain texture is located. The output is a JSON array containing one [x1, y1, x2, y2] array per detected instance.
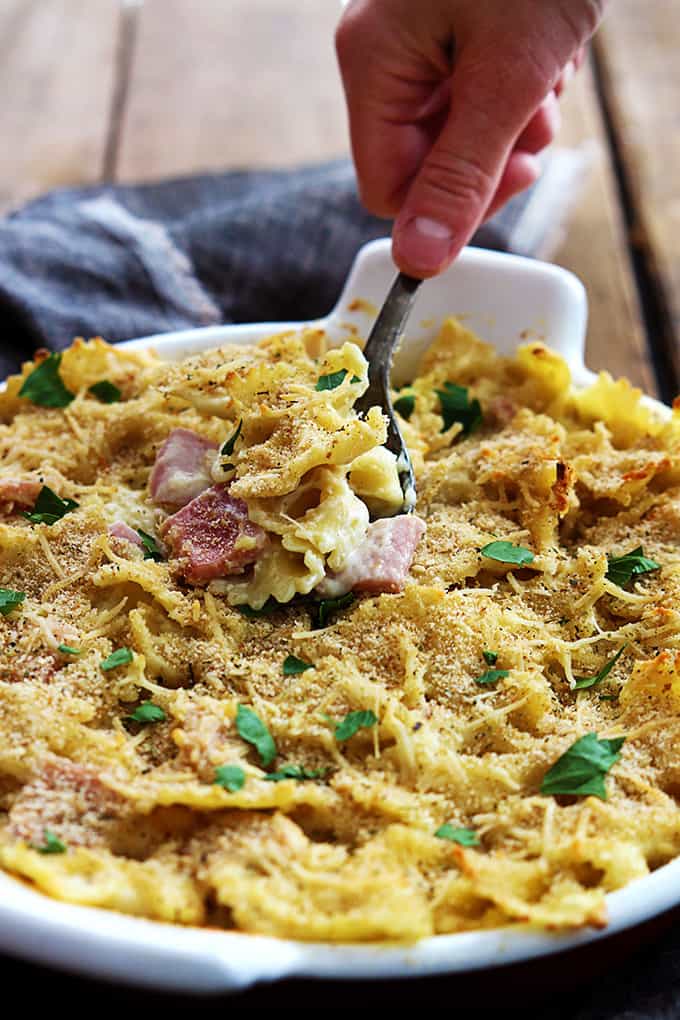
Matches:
[[595, 1, 680, 390], [116, 0, 349, 181], [0, 0, 120, 212], [551, 59, 654, 394]]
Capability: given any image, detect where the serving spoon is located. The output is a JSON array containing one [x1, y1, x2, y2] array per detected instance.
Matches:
[[354, 272, 422, 514]]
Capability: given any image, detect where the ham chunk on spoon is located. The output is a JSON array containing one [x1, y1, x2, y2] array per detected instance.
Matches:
[[160, 485, 267, 583], [316, 515, 425, 598], [150, 428, 218, 511]]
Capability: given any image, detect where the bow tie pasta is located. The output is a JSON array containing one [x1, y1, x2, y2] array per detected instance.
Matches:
[[1, 319, 680, 946]]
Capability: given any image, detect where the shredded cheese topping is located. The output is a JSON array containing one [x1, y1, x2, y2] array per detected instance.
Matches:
[[0, 322, 679, 941]]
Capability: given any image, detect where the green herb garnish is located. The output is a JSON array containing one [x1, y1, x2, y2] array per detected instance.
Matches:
[[236, 599, 279, 619], [435, 381, 482, 435], [474, 668, 509, 686], [57, 644, 81, 655], [540, 733, 625, 800], [136, 529, 163, 562], [214, 764, 246, 792], [100, 647, 134, 671], [0, 588, 25, 616], [23, 485, 79, 526], [283, 654, 313, 675], [315, 369, 348, 391], [221, 419, 243, 457], [393, 393, 415, 420], [30, 829, 67, 854], [573, 646, 627, 691], [334, 709, 378, 742], [88, 380, 121, 403], [127, 701, 166, 724], [18, 353, 74, 408], [482, 650, 498, 666], [606, 547, 660, 588], [264, 764, 328, 782], [235, 704, 277, 766], [480, 540, 534, 566], [435, 825, 480, 846], [312, 592, 355, 629]]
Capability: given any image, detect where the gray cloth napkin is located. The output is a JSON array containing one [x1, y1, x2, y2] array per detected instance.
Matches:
[[0, 155, 585, 376]]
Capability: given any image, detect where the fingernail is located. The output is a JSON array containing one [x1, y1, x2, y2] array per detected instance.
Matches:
[[394, 216, 454, 275]]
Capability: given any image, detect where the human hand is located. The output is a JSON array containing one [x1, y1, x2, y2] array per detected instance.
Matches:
[[336, 0, 606, 277]]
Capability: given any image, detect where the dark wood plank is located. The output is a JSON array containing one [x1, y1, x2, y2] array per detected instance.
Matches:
[[0, 0, 121, 212], [595, 1, 680, 393], [116, 2, 654, 394], [552, 58, 654, 394], [116, 0, 348, 180]]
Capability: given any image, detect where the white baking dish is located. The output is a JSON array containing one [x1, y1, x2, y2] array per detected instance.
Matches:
[[1, 238, 674, 993]]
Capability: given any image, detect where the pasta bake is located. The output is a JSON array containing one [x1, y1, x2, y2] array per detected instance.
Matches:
[[0, 319, 679, 941]]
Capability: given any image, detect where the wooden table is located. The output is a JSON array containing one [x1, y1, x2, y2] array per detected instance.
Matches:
[[0, 0, 679, 1005], [0, 0, 677, 400]]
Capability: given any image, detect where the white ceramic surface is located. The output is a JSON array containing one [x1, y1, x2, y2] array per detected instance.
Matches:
[[1, 239, 674, 994]]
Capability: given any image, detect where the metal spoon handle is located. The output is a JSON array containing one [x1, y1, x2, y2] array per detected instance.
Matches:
[[362, 273, 421, 383], [355, 272, 422, 512]]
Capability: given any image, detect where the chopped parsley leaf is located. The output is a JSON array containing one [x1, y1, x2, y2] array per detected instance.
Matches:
[[127, 701, 166, 724], [264, 764, 328, 782], [482, 650, 498, 666], [88, 380, 121, 403], [283, 654, 313, 675], [435, 381, 482, 435], [136, 529, 164, 562], [235, 704, 277, 766], [393, 393, 415, 420], [221, 419, 243, 457], [480, 540, 534, 566], [0, 588, 25, 616], [30, 829, 67, 854], [606, 547, 660, 588], [435, 825, 480, 846], [312, 592, 355, 629], [540, 732, 625, 800], [18, 353, 74, 408], [474, 668, 509, 686], [236, 599, 279, 619], [334, 709, 378, 742], [100, 647, 134, 671], [214, 764, 246, 792], [573, 645, 627, 690], [315, 369, 348, 391], [23, 486, 79, 526]]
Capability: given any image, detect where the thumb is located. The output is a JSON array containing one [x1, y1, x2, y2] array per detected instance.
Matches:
[[392, 43, 555, 277]]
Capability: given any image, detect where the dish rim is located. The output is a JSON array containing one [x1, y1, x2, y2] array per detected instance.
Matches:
[[0, 239, 674, 993]]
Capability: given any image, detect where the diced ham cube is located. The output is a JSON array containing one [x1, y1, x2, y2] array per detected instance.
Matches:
[[160, 484, 267, 583], [316, 515, 425, 597], [8, 757, 126, 849], [0, 477, 43, 508], [108, 521, 144, 548], [150, 428, 218, 510], [488, 395, 518, 427]]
